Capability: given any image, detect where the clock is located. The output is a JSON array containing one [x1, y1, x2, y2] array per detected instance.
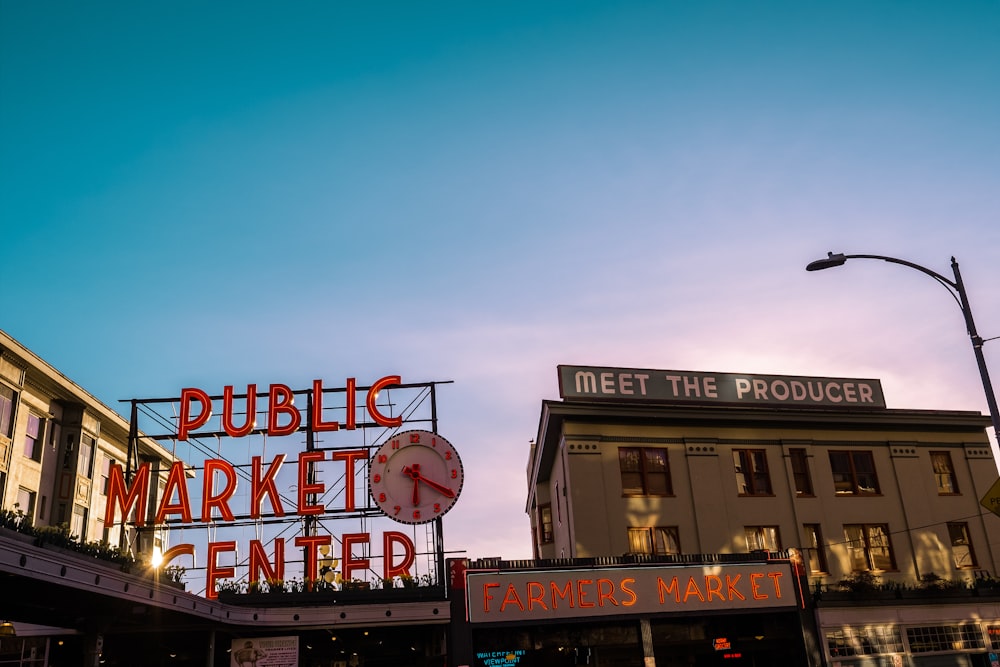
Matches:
[[369, 429, 464, 525]]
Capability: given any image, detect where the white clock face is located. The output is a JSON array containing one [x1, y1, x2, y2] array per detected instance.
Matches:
[[369, 430, 464, 525]]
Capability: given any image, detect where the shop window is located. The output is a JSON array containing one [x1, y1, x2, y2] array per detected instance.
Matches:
[[23, 413, 42, 461], [628, 526, 680, 555], [619, 447, 671, 496], [829, 451, 880, 495], [931, 451, 959, 495], [906, 625, 985, 653], [844, 524, 896, 571], [15, 487, 36, 521], [733, 449, 772, 496], [803, 523, 828, 573], [948, 522, 978, 569], [744, 525, 781, 552], [789, 448, 813, 496], [826, 626, 903, 657], [538, 504, 553, 544], [0, 384, 15, 438], [77, 434, 96, 478]]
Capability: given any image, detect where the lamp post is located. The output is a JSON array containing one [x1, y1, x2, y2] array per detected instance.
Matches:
[[806, 252, 1000, 461]]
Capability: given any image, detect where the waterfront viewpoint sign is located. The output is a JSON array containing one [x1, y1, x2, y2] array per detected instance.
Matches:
[[558, 365, 886, 409]]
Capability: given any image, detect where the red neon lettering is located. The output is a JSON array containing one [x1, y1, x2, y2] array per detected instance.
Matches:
[[222, 384, 256, 437], [500, 584, 525, 612], [331, 450, 367, 511], [367, 375, 403, 428], [550, 581, 574, 608], [750, 573, 766, 600], [620, 578, 638, 606], [249, 538, 285, 585], [768, 570, 784, 597], [726, 574, 745, 600], [161, 543, 194, 569], [310, 379, 340, 432], [297, 451, 326, 515], [104, 462, 149, 527], [483, 582, 501, 613], [341, 533, 370, 581], [597, 578, 618, 606], [268, 384, 301, 436], [344, 377, 357, 429], [156, 461, 193, 524], [251, 454, 286, 518], [202, 459, 237, 522], [576, 579, 595, 608], [383, 531, 415, 580], [705, 575, 725, 601], [295, 534, 331, 588], [526, 581, 548, 610], [206, 541, 236, 601], [178, 388, 211, 441], [683, 577, 705, 602], [658, 576, 681, 603]]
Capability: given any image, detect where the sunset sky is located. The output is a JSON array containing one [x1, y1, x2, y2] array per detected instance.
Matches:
[[3, 1, 999, 562]]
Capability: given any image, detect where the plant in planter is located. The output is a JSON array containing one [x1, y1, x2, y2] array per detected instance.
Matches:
[[0, 508, 33, 534]]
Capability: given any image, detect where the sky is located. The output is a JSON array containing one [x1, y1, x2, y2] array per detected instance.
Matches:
[[2, 0, 1000, 565]]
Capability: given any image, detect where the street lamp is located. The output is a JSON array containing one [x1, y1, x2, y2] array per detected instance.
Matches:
[[806, 252, 1000, 460]]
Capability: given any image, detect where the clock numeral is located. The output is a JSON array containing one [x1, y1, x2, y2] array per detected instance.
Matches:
[[444, 451, 452, 460], [393, 505, 401, 515], [373, 473, 381, 483], [413, 509, 421, 520], [409, 433, 420, 444], [391, 439, 400, 450], [431, 437, 437, 447], [434, 503, 441, 513], [377, 454, 387, 464], [451, 469, 458, 479], [379, 493, 386, 502]]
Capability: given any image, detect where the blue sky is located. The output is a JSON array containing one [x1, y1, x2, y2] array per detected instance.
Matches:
[[3, 1, 1000, 561]]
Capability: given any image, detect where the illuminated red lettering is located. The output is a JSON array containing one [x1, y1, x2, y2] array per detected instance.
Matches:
[[251, 454, 286, 518], [310, 379, 340, 432], [658, 576, 681, 603], [206, 541, 236, 600], [156, 461, 193, 524], [268, 384, 301, 436], [683, 577, 705, 602], [249, 538, 284, 586], [483, 583, 501, 612], [750, 573, 766, 600], [768, 571, 784, 597], [202, 459, 237, 522], [577, 579, 595, 608], [341, 533, 370, 581], [527, 581, 548, 610], [297, 451, 326, 515], [620, 578, 637, 606], [367, 375, 403, 428], [222, 384, 256, 437], [500, 584, 525, 612], [550, 580, 574, 608], [705, 575, 725, 601], [178, 388, 211, 441], [295, 534, 331, 588], [597, 578, 618, 606], [383, 531, 415, 580], [104, 462, 149, 527], [331, 450, 367, 511], [726, 574, 745, 600]]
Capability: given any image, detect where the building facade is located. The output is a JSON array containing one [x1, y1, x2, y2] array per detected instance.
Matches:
[[522, 365, 1000, 666]]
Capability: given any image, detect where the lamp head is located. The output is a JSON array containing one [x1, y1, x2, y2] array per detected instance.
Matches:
[[806, 252, 848, 271], [0, 621, 15, 637]]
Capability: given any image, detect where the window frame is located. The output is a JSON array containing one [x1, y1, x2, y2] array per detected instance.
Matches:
[[538, 503, 554, 544], [744, 525, 781, 552], [0, 384, 16, 439], [829, 450, 881, 496], [844, 523, 896, 572], [931, 451, 960, 495], [790, 448, 814, 496], [733, 449, 773, 496], [627, 526, 681, 555], [23, 413, 43, 461], [619, 447, 672, 497], [803, 523, 828, 574], [947, 522, 978, 569]]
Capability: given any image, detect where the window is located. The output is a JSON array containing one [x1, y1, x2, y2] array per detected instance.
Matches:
[[826, 626, 903, 657], [15, 487, 36, 521], [619, 447, 671, 496], [0, 384, 15, 438], [71, 505, 88, 542], [745, 526, 781, 552], [931, 451, 959, 494], [844, 524, 895, 571], [77, 434, 95, 478], [100, 456, 116, 495], [948, 522, 978, 568], [23, 413, 42, 461], [789, 448, 813, 495], [906, 625, 984, 653], [829, 451, 880, 495], [803, 524, 828, 573], [538, 504, 553, 544], [628, 527, 681, 555], [733, 449, 772, 496]]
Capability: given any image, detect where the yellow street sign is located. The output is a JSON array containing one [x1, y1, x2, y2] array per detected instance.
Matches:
[[980, 478, 1000, 518]]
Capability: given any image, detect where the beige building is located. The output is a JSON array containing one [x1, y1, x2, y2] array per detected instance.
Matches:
[[518, 365, 1000, 666], [0, 328, 175, 556]]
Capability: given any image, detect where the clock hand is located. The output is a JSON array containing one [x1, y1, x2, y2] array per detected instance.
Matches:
[[402, 465, 456, 498]]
